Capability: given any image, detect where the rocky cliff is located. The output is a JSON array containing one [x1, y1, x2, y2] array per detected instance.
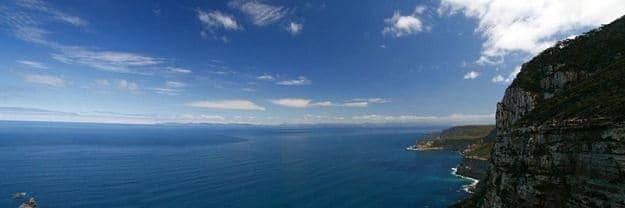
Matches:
[[455, 15, 625, 207], [411, 125, 495, 182]]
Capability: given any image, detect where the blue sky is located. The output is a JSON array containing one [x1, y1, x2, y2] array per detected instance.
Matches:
[[1, 0, 624, 125]]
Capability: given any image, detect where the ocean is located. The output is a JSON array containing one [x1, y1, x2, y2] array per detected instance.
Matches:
[[0, 121, 471, 207]]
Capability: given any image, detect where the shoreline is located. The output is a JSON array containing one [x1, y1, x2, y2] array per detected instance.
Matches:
[[451, 167, 479, 193], [406, 146, 480, 193]]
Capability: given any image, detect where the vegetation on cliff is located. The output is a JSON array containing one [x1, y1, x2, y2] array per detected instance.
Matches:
[[412, 125, 496, 185], [518, 58, 625, 125], [511, 15, 625, 94], [456, 15, 625, 208], [415, 125, 495, 153]]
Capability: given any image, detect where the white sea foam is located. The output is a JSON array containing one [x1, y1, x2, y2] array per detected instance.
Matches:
[[405, 145, 418, 151], [451, 168, 479, 193]]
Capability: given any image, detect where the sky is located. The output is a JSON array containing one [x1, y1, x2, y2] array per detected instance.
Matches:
[[0, 0, 624, 125]]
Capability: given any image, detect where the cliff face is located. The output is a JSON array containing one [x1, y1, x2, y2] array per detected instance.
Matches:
[[455, 157, 490, 180], [462, 15, 625, 207]]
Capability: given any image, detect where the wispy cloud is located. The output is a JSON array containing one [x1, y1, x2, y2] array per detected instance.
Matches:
[[269, 98, 333, 108], [148, 81, 186, 95], [242, 88, 256, 92], [492, 66, 521, 84], [186, 100, 266, 111], [0, 107, 258, 124], [0, 3, 175, 76], [11, 26, 50, 44], [0, 0, 87, 45], [230, 1, 286, 26], [94, 79, 110, 88], [2, 12, 175, 76], [165, 81, 186, 88], [342, 102, 368, 108], [463, 71, 479, 80], [340, 98, 390, 107], [165, 67, 192, 74], [197, 10, 241, 31], [116, 79, 139, 92], [286, 22, 303, 35], [349, 98, 390, 104], [257, 74, 275, 81], [151, 87, 181, 95], [269, 98, 386, 108], [21, 73, 66, 87], [52, 46, 164, 74], [352, 113, 494, 125], [17, 60, 48, 69], [90, 79, 144, 94], [276, 76, 311, 86], [15, 0, 88, 27], [439, 0, 625, 65], [383, 5, 428, 37], [0, 107, 162, 124]]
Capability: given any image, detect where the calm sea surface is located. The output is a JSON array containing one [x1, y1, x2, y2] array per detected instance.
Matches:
[[0, 122, 470, 207]]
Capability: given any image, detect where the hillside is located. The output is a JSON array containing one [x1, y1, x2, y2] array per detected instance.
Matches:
[[411, 125, 495, 180], [455, 15, 625, 208], [415, 125, 495, 152]]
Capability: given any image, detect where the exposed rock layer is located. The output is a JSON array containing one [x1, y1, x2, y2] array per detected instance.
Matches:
[[456, 15, 625, 208], [455, 157, 489, 180]]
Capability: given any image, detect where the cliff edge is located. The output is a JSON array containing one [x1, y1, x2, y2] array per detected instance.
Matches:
[[410, 125, 495, 183], [455, 15, 625, 207]]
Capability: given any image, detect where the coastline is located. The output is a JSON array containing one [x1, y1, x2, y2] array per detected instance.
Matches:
[[451, 167, 479, 193], [406, 146, 480, 193]]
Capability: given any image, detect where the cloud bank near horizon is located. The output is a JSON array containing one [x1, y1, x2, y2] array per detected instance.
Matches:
[[0, 107, 494, 126]]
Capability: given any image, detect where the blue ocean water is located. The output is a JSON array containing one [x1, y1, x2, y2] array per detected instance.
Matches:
[[0, 122, 470, 207]]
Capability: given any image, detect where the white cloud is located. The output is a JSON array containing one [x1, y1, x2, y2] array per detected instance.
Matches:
[[116, 79, 139, 91], [313, 101, 333, 107], [52, 47, 163, 74], [0, 106, 495, 125], [2, 3, 182, 77], [148, 81, 186, 95], [269, 98, 389, 108], [340, 98, 390, 108], [14, 0, 88, 27], [151, 87, 181, 95], [343, 102, 368, 108], [269, 98, 335, 108], [94, 79, 110, 88], [350, 98, 390, 104], [352, 113, 494, 125], [166, 81, 186, 88], [12, 26, 50, 44], [257, 74, 275, 81], [173, 114, 226, 123], [230, 1, 286, 26], [0, 107, 225, 125], [166, 67, 192, 74], [186, 100, 266, 111], [383, 5, 428, 37], [491, 75, 505, 83], [276, 76, 311, 86], [17, 60, 48, 69], [242, 88, 256, 92], [463, 71, 480, 79], [197, 10, 241, 31], [270, 98, 311, 108], [439, 0, 625, 65], [21, 74, 65, 87], [286, 22, 303, 35], [492, 66, 521, 83]]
